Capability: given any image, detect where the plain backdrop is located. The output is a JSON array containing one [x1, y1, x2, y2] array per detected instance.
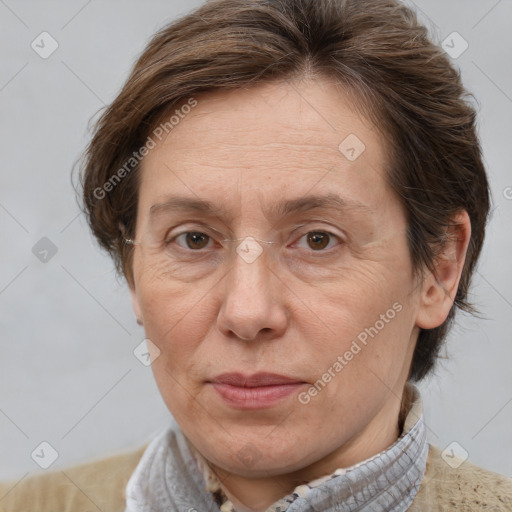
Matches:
[[1, 0, 511, 484]]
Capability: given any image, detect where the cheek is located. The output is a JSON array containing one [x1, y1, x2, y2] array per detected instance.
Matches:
[[142, 292, 207, 353], [135, 245, 209, 328], [135, 270, 214, 384], [141, 283, 213, 421], [298, 259, 416, 380], [304, 262, 403, 333]]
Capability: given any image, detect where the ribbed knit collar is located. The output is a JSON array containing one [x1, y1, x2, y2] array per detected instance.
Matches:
[[189, 382, 428, 512]]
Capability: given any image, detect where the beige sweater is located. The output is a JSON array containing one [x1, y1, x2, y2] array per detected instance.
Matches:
[[1, 443, 511, 511]]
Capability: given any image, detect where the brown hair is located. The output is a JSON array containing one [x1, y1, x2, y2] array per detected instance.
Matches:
[[78, 0, 490, 382]]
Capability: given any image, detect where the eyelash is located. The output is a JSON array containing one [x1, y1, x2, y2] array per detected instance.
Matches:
[[164, 228, 344, 256]]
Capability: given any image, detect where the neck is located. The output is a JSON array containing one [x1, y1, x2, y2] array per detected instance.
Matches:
[[212, 389, 404, 512]]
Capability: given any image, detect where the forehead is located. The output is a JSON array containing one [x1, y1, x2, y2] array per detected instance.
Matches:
[[138, 78, 391, 220]]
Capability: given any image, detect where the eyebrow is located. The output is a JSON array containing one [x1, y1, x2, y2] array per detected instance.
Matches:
[[271, 193, 374, 217], [148, 193, 374, 220]]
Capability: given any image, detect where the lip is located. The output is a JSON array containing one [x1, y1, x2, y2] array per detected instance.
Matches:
[[208, 372, 306, 410]]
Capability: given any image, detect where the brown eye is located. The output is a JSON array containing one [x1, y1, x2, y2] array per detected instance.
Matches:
[[184, 232, 210, 249], [306, 232, 331, 250]]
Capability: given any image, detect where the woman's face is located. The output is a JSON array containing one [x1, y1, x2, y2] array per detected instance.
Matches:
[[130, 78, 424, 478]]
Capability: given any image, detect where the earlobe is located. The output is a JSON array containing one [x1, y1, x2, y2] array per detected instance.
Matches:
[[415, 211, 471, 330], [130, 286, 144, 326]]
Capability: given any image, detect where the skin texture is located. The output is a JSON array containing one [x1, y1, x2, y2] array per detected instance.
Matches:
[[129, 77, 471, 511]]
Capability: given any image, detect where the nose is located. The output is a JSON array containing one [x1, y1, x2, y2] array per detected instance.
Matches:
[[216, 243, 288, 342]]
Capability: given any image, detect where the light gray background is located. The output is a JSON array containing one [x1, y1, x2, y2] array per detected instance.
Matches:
[[1, 0, 511, 485]]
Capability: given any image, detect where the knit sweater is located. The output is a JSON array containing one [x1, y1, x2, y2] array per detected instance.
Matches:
[[1, 388, 511, 511]]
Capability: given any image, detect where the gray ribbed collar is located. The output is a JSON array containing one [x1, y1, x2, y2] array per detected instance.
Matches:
[[125, 383, 428, 512]]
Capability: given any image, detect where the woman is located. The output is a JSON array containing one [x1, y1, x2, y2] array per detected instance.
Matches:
[[2, 0, 511, 510]]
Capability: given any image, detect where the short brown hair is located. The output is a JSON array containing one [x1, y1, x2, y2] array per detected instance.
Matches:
[[79, 0, 490, 382]]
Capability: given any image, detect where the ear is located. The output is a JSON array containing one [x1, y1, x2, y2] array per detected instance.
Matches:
[[415, 210, 471, 330], [130, 285, 144, 326]]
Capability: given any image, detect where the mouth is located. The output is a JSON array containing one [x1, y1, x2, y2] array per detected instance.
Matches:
[[208, 372, 307, 410]]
